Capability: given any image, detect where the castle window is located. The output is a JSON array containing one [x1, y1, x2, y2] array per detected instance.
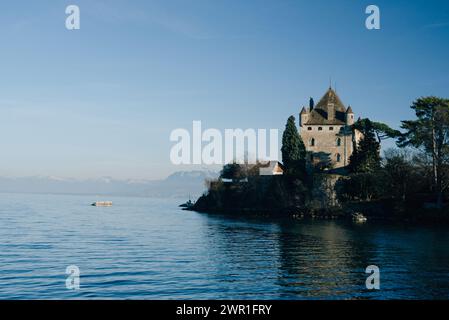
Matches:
[[329, 127, 334, 131], [309, 138, 315, 147], [336, 138, 342, 146], [336, 153, 341, 163], [318, 127, 323, 131], [307, 127, 312, 131]]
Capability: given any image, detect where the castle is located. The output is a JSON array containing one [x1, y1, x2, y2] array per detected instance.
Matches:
[[299, 88, 362, 169]]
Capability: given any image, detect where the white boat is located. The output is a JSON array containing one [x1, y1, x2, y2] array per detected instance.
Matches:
[[352, 212, 367, 223], [91, 201, 113, 207]]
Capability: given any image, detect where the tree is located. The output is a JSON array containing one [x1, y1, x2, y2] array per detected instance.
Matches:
[[220, 162, 247, 182], [349, 119, 381, 173], [382, 149, 416, 202], [398, 97, 449, 207], [281, 116, 306, 175], [352, 118, 401, 144], [337, 172, 383, 202]]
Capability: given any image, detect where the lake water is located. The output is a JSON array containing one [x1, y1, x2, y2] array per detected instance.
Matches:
[[0, 192, 448, 300]]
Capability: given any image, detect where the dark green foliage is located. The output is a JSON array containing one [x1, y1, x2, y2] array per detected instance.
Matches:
[[397, 97, 449, 207], [353, 118, 401, 143], [281, 116, 306, 176], [194, 157, 309, 214], [220, 162, 248, 182], [348, 147, 360, 173], [337, 172, 383, 202], [194, 174, 308, 214], [341, 117, 420, 204], [349, 119, 381, 173], [337, 148, 442, 208], [381, 149, 419, 201], [398, 97, 449, 150]]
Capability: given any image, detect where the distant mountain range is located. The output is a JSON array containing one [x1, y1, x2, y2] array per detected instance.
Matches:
[[0, 171, 219, 199]]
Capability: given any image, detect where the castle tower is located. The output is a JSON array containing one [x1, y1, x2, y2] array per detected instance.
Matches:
[[299, 87, 359, 169], [300, 107, 308, 127], [346, 106, 354, 125]]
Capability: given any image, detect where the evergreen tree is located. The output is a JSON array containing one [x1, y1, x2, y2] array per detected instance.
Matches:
[[349, 119, 381, 173], [281, 116, 306, 174], [348, 144, 360, 173], [397, 96, 449, 207], [352, 118, 401, 143]]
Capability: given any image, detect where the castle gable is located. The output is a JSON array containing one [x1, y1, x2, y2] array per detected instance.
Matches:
[[305, 88, 347, 125]]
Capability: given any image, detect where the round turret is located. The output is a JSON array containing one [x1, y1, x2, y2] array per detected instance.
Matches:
[[346, 106, 354, 125]]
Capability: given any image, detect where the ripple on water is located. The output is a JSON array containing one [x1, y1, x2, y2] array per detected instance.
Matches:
[[0, 193, 449, 299]]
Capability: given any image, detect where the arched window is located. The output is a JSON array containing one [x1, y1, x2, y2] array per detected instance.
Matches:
[[336, 153, 341, 163], [336, 138, 342, 146], [307, 127, 312, 131], [309, 138, 315, 147], [318, 127, 323, 131]]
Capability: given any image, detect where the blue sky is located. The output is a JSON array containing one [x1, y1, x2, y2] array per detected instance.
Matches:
[[0, 0, 448, 179]]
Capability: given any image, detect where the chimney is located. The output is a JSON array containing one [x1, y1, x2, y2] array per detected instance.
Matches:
[[300, 107, 308, 127], [309, 97, 314, 110], [328, 103, 334, 121]]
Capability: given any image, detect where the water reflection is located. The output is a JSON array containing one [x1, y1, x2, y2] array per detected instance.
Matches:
[[275, 221, 362, 299], [200, 214, 449, 299], [0, 193, 448, 299]]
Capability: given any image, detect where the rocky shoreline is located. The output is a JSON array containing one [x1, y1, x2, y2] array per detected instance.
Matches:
[[183, 200, 449, 225]]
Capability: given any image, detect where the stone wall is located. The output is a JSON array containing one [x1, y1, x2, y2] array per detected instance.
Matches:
[[300, 125, 354, 168], [310, 173, 343, 209]]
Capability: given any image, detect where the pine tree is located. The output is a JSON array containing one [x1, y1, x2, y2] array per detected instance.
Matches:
[[348, 144, 359, 172], [281, 116, 306, 175], [352, 118, 401, 143], [349, 119, 381, 173], [398, 96, 449, 207]]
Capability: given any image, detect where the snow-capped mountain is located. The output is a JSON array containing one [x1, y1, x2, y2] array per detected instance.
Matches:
[[0, 170, 219, 198]]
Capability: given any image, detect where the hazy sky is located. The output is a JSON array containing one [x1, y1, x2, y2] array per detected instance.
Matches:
[[0, 0, 448, 180]]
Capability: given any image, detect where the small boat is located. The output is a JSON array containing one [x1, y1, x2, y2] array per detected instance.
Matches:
[[352, 212, 367, 223], [91, 201, 113, 207], [179, 199, 194, 209]]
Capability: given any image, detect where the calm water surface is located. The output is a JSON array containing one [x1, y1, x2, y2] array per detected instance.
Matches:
[[0, 193, 448, 299]]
